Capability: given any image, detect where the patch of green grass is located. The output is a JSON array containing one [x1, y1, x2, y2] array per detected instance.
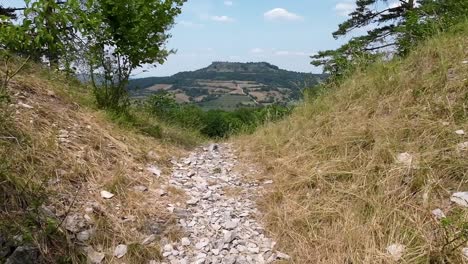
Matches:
[[105, 108, 204, 148]]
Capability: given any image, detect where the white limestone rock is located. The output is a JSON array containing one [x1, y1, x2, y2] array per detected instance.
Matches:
[[100, 190, 114, 199], [457, 142, 468, 151], [85, 247, 105, 264], [223, 219, 240, 230], [386, 243, 406, 261], [147, 165, 162, 177], [142, 234, 156, 245], [396, 152, 414, 167], [17, 102, 34, 109], [76, 229, 93, 242], [181, 237, 191, 246], [113, 244, 127, 259], [431, 208, 446, 220], [195, 238, 209, 250], [133, 185, 148, 192], [450, 192, 468, 207]]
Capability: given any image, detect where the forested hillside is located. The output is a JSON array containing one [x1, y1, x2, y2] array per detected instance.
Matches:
[[128, 62, 326, 109]]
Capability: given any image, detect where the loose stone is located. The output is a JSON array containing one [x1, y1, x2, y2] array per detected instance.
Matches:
[[113, 244, 127, 259], [163, 143, 287, 263], [181, 237, 191, 246]]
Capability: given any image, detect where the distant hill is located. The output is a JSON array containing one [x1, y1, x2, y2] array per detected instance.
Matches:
[[128, 62, 327, 110]]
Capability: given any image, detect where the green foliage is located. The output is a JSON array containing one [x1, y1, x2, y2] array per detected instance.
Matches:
[[0, 0, 83, 100], [198, 95, 254, 111], [0, 6, 16, 19], [0, 8, 43, 93], [68, 0, 185, 111], [311, 39, 381, 81], [436, 209, 468, 260], [128, 62, 327, 101], [146, 91, 180, 116], [0, 23, 34, 56], [312, 0, 468, 79], [23, 0, 77, 63], [3, 0, 77, 68], [1, 0, 186, 113], [144, 92, 292, 138]]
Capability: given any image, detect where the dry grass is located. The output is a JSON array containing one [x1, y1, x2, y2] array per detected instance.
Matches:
[[0, 64, 192, 263], [236, 24, 468, 263]]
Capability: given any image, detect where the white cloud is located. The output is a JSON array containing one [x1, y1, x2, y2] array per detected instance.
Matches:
[[250, 48, 265, 54], [224, 1, 233, 6], [210, 15, 235, 23], [335, 1, 356, 17], [264, 8, 303, 21], [179, 20, 204, 28]]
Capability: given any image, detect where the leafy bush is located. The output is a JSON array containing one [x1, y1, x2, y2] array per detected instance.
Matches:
[[144, 91, 292, 138]]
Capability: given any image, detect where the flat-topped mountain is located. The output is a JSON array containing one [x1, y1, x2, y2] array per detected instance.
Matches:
[[128, 62, 326, 110]]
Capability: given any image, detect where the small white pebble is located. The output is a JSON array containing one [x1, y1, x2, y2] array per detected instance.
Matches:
[[457, 142, 468, 151], [17, 102, 34, 109], [113, 244, 127, 259], [100, 190, 114, 199], [387, 243, 406, 261], [431, 208, 446, 220], [396, 152, 413, 166]]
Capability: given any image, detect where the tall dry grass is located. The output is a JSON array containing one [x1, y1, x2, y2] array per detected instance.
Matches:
[[237, 24, 468, 263], [0, 63, 192, 263]]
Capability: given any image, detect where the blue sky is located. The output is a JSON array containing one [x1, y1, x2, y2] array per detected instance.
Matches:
[[6, 0, 376, 76], [144, 0, 357, 76]]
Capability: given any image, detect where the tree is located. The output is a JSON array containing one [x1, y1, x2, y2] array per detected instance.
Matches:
[[73, 0, 186, 110], [1, 0, 185, 111], [21, 0, 76, 64], [0, 5, 43, 97], [333, 0, 417, 51], [312, 0, 468, 78], [0, 6, 17, 20], [146, 91, 179, 116], [312, 0, 417, 79]]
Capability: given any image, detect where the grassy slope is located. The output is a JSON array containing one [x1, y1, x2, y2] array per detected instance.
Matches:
[[0, 65, 201, 263], [238, 24, 468, 263]]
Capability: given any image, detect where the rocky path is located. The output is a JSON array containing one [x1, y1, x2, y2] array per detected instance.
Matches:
[[161, 143, 290, 264]]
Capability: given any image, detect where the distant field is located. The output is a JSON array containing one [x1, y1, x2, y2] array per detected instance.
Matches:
[[198, 95, 256, 111]]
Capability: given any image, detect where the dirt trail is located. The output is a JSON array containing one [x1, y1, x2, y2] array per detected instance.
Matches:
[[160, 143, 290, 263]]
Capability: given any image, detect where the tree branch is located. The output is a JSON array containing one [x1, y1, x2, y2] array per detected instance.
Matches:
[[364, 42, 397, 51]]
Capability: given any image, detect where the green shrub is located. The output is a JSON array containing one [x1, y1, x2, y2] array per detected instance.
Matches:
[[144, 92, 292, 138]]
